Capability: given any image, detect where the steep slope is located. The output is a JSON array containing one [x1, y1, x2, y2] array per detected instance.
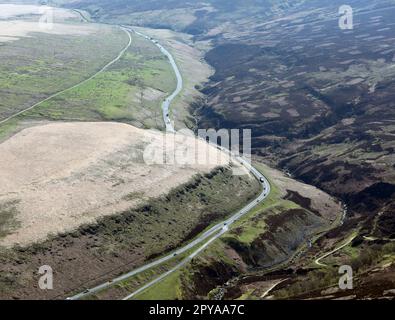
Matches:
[[62, 0, 395, 225], [130, 163, 343, 300], [4, 0, 393, 299], [57, 0, 395, 299], [0, 122, 261, 299], [63, 0, 306, 32], [193, 0, 395, 238]]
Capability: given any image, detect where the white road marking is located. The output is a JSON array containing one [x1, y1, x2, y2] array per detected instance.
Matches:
[[69, 27, 271, 301]]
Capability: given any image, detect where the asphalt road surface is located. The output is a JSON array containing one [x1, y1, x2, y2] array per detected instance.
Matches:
[[131, 28, 181, 133], [69, 28, 271, 300]]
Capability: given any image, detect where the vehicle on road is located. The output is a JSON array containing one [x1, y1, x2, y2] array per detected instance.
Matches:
[[70, 28, 270, 301]]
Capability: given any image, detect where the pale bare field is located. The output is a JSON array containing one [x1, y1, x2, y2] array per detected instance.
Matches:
[[0, 20, 97, 42], [0, 122, 239, 247], [0, 4, 94, 42], [0, 3, 76, 19]]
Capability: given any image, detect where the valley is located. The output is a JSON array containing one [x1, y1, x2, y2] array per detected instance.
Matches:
[[0, 0, 393, 301]]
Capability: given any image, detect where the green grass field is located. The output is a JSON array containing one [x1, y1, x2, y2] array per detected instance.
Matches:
[[0, 23, 177, 141], [136, 270, 182, 300], [21, 33, 176, 129], [0, 25, 127, 120]]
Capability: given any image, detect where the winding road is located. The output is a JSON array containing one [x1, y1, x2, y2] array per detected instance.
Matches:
[[315, 235, 357, 267], [68, 27, 271, 300], [260, 279, 289, 299], [131, 29, 182, 133]]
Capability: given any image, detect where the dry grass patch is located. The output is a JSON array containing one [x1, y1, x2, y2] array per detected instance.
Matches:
[[0, 4, 76, 20], [0, 20, 97, 43], [0, 121, 238, 247]]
